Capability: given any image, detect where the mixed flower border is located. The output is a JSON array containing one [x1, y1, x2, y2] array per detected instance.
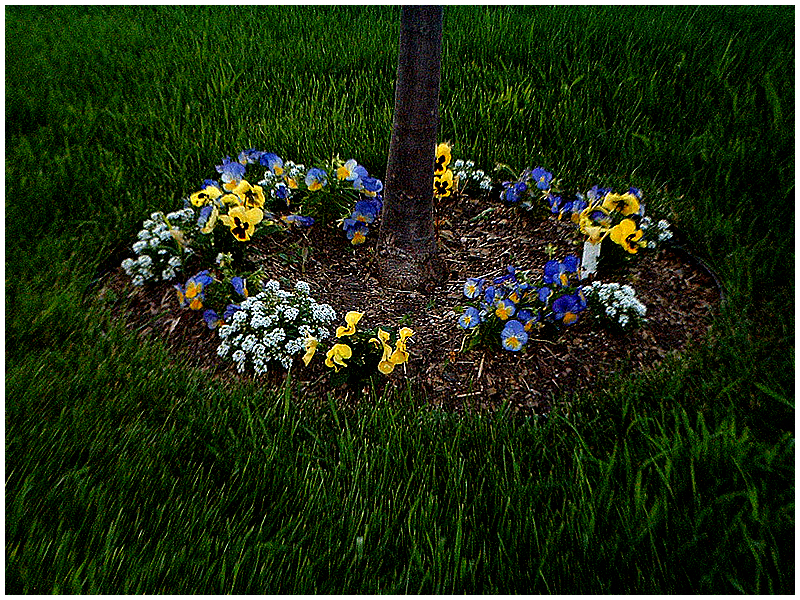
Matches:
[[120, 143, 673, 380]]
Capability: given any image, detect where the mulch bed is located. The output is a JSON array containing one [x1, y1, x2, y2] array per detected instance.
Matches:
[[102, 193, 721, 416]]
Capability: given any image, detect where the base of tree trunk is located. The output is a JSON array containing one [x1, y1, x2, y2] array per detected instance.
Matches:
[[374, 243, 447, 293]]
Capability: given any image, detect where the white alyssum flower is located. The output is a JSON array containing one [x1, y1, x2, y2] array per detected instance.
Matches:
[[123, 210, 187, 285], [214, 282, 336, 375], [585, 280, 647, 330]]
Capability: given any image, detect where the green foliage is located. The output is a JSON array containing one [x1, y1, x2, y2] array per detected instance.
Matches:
[[5, 4, 793, 594]]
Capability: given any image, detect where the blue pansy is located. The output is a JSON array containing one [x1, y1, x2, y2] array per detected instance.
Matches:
[[484, 285, 498, 306], [552, 293, 584, 325], [284, 214, 315, 227], [343, 218, 369, 244], [274, 182, 290, 200], [531, 167, 553, 190], [517, 309, 540, 331], [494, 265, 517, 285], [501, 181, 527, 204], [352, 199, 380, 223], [538, 286, 552, 304], [305, 167, 328, 191], [463, 277, 484, 299], [458, 306, 481, 329], [361, 176, 383, 194], [547, 193, 564, 214], [543, 256, 579, 287], [223, 304, 240, 322], [259, 152, 284, 175], [197, 204, 213, 228], [239, 148, 263, 165], [203, 309, 221, 329], [231, 276, 248, 298], [501, 319, 528, 351], [215, 156, 246, 184], [565, 194, 588, 215]]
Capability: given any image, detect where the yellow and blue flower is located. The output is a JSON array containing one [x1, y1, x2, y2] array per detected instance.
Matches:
[[552, 293, 585, 326], [463, 277, 484, 299], [215, 156, 246, 190], [175, 270, 214, 310], [343, 218, 369, 245], [543, 256, 580, 287], [337, 159, 369, 188], [305, 167, 328, 191], [361, 176, 383, 196], [458, 306, 481, 329], [494, 298, 516, 321], [516, 309, 540, 332], [259, 152, 284, 176], [352, 198, 380, 224], [501, 320, 528, 351]]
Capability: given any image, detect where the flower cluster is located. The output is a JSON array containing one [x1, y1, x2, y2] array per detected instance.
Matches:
[[457, 259, 588, 352], [433, 143, 492, 199], [499, 167, 674, 255], [120, 209, 194, 285], [583, 281, 647, 330], [121, 149, 386, 293], [303, 310, 414, 379], [451, 158, 493, 195], [258, 154, 384, 229], [434, 142, 455, 198], [341, 196, 384, 245], [216, 279, 337, 374]]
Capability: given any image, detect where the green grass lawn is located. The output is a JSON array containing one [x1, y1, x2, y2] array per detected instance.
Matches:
[[5, 5, 794, 593]]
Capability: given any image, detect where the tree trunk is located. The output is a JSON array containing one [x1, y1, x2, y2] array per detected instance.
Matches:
[[376, 5, 446, 292]]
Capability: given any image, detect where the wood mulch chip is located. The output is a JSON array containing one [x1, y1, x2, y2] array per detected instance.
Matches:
[[102, 193, 721, 416]]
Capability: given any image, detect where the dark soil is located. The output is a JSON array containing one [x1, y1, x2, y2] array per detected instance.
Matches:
[[102, 193, 721, 416]]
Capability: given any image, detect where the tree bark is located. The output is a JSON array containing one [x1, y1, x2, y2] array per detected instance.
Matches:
[[376, 5, 446, 292]]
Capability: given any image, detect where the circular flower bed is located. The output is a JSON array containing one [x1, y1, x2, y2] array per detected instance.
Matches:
[[103, 145, 721, 415]]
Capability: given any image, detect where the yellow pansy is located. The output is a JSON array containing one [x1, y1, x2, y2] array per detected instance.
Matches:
[[370, 328, 395, 374], [609, 219, 645, 254], [433, 169, 454, 197], [602, 192, 640, 216], [230, 179, 266, 210], [302, 335, 318, 367], [325, 343, 352, 371], [578, 206, 611, 243], [190, 185, 222, 207], [220, 192, 243, 207], [336, 311, 364, 337], [434, 142, 451, 174], [219, 205, 264, 242], [390, 327, 414, 366]]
